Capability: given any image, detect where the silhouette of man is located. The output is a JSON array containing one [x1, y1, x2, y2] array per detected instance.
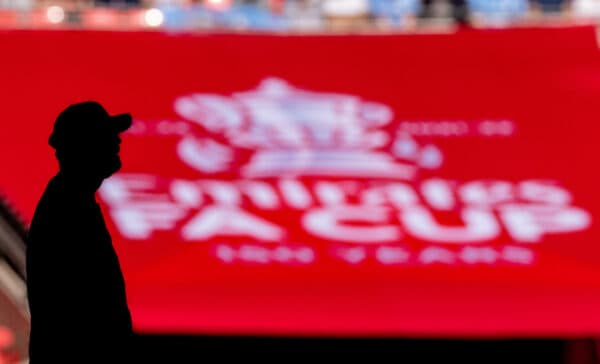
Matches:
[[26, 101, 134, 363]]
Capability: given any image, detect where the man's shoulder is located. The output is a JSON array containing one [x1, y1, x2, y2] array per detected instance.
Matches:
[[36, 175, 97, 210], [29, 176, 81, 231]]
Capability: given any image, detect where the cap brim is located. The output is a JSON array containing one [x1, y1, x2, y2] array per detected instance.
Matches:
[[110, 113, 132, 133]]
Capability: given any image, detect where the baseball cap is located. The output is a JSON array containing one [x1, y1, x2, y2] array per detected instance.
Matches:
[[48, 101, 132, 150]]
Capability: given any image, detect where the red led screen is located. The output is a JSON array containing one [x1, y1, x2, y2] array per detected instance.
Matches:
[[1, 27, 600, 337]]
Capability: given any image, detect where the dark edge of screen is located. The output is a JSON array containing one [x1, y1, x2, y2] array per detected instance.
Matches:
[[0, 192, 27, 280]]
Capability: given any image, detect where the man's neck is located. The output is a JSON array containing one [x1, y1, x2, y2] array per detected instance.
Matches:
[[56, 170, 103, 198]]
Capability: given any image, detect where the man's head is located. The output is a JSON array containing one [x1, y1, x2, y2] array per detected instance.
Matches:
[[50, 101, 132, 181]]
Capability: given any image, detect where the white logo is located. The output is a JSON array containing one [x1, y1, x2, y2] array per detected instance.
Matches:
[[99, 78, 592, 267], [174, 78, 442, 178]]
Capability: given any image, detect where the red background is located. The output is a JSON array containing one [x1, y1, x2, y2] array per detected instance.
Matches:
[[1, 27, 600, 337]]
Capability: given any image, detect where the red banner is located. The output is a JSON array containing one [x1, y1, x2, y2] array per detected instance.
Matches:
[[2, 27, 600, 337]]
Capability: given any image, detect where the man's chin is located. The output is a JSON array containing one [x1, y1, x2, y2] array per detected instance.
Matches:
[[102, 159, 122, 178]]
